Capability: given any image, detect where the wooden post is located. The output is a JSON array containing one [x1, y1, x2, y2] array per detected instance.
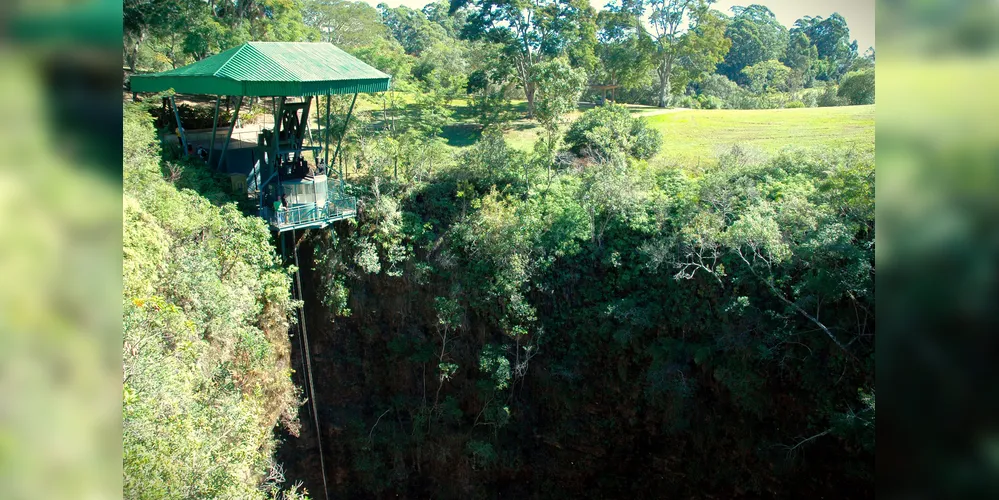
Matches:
[[207, 95, 221, 166], [218, 95, 243, 173], [170, 95, 188, 155]]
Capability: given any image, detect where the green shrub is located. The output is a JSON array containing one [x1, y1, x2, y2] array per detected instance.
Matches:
[[673, 94, 700, 109], [838, 69, 875, 105], [818, 83, 848, 107], [565, 105, 662, 160], [123, 103, 302, 499], [630, 118, 664, 160], [801, 88, 821, 107], [699, 74, 741, 107], [785, 100, 805, 108], [698, 95, 726, 109]]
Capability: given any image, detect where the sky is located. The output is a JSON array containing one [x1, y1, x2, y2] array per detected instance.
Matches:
[[360, 0, 875, 50]]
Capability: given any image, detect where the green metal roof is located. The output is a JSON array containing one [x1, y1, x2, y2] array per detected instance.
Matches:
[[130, 42, 391, 97]]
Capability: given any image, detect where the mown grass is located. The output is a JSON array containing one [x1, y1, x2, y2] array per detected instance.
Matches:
[[503, 104, 875, 165], [336, 92, 874, 167], [645, 105, 875, 165]]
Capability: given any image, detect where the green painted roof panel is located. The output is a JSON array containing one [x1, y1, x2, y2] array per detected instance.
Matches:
[[130, 42, 391, 96]]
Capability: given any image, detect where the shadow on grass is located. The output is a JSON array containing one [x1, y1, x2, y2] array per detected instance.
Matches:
[[441, 123, 482, 147]]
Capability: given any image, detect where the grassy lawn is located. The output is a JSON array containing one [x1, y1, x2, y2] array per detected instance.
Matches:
[[200, 91, 873, 168], [646, 105, 875, 165], [501, 104, 874, 165]]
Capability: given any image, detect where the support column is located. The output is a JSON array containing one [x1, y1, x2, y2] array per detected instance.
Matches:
[[332, 92, 358, 184], [218, 95, 243, 173], [207, 95, 221, 166], [170, 95, 187, 155], [324, 94, 332, 167]]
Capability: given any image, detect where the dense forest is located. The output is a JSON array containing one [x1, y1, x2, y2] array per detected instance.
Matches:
[[122, 0, 875, 498], [124, 0, 875, 111]]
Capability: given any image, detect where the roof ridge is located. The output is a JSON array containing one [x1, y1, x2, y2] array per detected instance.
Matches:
[[214, 43, 249, 78]]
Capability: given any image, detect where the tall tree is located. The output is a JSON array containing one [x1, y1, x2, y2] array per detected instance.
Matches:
[[790, 13, 858, 81], [423, 0, 469, 40], [717, 4, 788, 85], [453, 0, 597, 117], [531, 57, 587, 159], [645, 0, 697, 108], [672, 7, 731, 95], [379, 4, 448, 55], [782, 30, 818, 91], [595, 1, 657, 96], [644, 0, 728, 107], [302, 0, 389, 49]]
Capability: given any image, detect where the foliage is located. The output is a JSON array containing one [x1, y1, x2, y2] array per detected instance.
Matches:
[[838, 68, 876, 105], [783, 30, 819, 89], [595, 6, 657, 93], [565, 104, 662, 160], [718, 4, 788, 85], [411, 42, 469, 136], [671, 7, 731, 95], [123, 103, 303, 499], [818, 82, 848, 107], [303, 136, 873, 497], [303, 0, 389, 49], [531, 57, 588, 155], [790, 14, 859, 81], [456, 0, 597, 116], [742, 58, 792, 94], [380, 4, 449, 55]]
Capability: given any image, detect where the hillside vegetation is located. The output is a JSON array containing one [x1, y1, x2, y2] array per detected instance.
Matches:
[[123, 0, 876, 496], [122, 104, 304, 499], [282, 115, 876, 496]]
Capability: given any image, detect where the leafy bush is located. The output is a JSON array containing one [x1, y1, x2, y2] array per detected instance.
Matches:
[[150, 101, 234, 130], [673, 94, 701, 109], [565, 104, 663, 160], [800, 88, 821, 107], [838, 69, 875, 105], [630, 118, 664, 160], [123, 103, 302, 499], [697, 94, 726, 109], [818, 83, 848, 107], [785, 100, 805, 108], [699, 74, 742, 107]]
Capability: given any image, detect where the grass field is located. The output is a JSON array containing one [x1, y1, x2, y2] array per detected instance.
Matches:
[[173, 92, 874, 167], [503, 105, 875, 165]]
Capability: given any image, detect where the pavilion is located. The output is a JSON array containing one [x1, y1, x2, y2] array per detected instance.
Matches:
[[131, 41, 391, 232]]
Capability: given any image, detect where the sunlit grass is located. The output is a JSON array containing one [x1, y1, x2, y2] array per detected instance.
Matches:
[[647, 105, 875, 165], [505, 105, 875, 165]]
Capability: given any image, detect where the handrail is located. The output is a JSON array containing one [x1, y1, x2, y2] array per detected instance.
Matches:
[[261, 195, 357, 230]]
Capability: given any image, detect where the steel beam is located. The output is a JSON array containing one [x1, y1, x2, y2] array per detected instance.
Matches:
[[332, 92, 358, 182], [170, 95, 188, 155], [207, 95, 221, 166], [218, 95, 243, 172]]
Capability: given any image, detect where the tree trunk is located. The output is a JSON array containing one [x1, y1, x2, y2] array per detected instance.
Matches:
[[657, 61, 673, 108], [525, 82, 537, 118]]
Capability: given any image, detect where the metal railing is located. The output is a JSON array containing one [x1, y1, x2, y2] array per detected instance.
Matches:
[[261, 196, 357, 230]]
